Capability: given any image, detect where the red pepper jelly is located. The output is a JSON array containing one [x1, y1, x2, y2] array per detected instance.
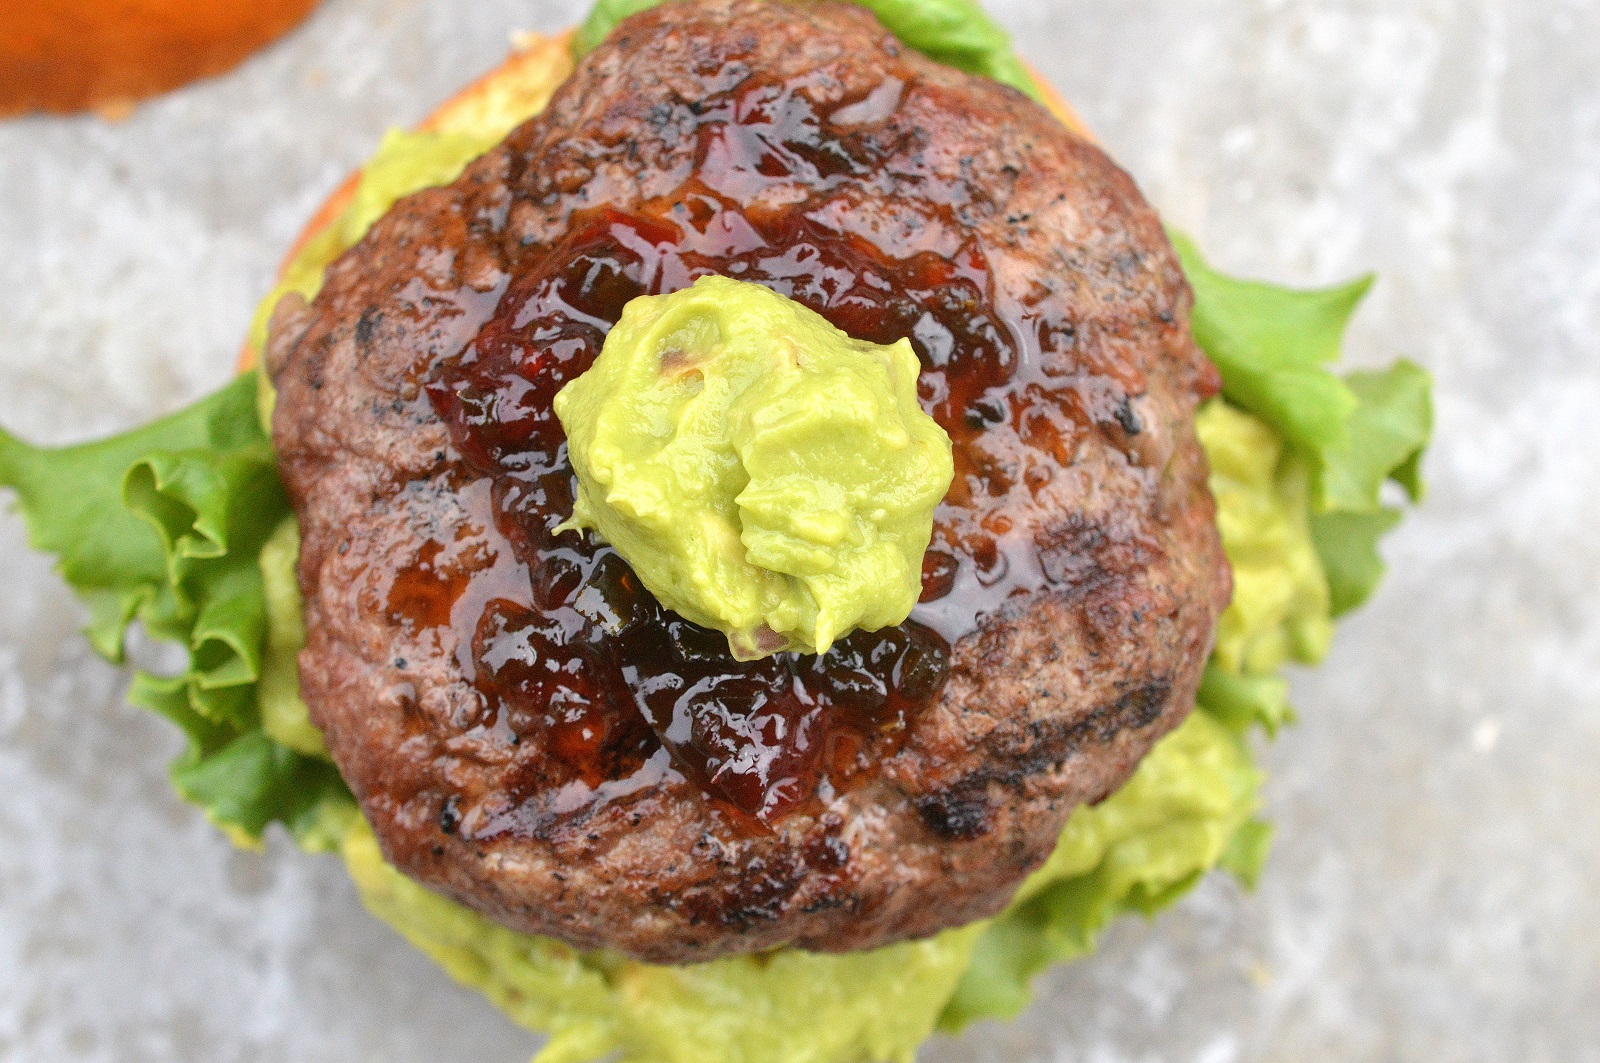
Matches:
[[415, 70, 1131, 834]]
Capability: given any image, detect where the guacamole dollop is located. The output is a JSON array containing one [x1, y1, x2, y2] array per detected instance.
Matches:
[[553, 275, 954, 660]]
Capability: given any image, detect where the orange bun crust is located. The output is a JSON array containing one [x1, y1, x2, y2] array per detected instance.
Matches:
[[0, 0, 321, 118]]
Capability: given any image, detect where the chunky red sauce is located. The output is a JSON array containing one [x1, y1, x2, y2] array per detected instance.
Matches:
[[406, 70, 1134, 833]]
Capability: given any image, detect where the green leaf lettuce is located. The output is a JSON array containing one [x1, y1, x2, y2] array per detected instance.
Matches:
[[1174, 237, 1434, 623], [0, 373, 347, 846]]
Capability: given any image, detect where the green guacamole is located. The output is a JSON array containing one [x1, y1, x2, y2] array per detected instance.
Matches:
[[553, 275, 954, 660]]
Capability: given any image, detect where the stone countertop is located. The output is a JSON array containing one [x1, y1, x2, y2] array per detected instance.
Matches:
[[0, 1, 1594, 1060]]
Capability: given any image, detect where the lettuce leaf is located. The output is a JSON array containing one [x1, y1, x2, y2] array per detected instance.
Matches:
[[1171, 232, 1365, 454], [1196, 663, 1294, 738], [0, 372, 350, 844], [1310, 508, 1405, 617], [1316, 360, 1432, 513], [1173, 236, 1434, 628], [1306, 359, 1431, 615], [0, 375, 261, 661], [575, 0, 1041, 99]]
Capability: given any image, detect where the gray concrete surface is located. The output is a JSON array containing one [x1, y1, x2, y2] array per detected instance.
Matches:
[[0, 1, 1594, 1060]]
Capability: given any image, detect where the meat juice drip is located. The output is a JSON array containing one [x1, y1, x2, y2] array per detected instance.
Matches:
[[416, 69, 1103, 833]]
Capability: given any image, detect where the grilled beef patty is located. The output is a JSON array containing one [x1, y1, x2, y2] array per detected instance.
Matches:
[[268, 0, 1230, 962]]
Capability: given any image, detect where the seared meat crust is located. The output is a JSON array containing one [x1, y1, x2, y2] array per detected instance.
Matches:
[[270, 0, 1229, 962]]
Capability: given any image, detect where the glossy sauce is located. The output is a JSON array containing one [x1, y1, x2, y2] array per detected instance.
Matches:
[[404, 67, 1137, 834]]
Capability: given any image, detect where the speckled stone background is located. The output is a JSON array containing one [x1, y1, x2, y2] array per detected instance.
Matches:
[[1, 1, 1595, 1060]]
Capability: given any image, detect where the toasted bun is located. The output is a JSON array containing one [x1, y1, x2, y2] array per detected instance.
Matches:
[[240, 27, 1084, 373], [0, 0, 320, 118]]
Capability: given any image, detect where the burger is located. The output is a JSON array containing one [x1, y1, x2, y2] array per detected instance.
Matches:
[[0, 0, 1432, 1059]]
